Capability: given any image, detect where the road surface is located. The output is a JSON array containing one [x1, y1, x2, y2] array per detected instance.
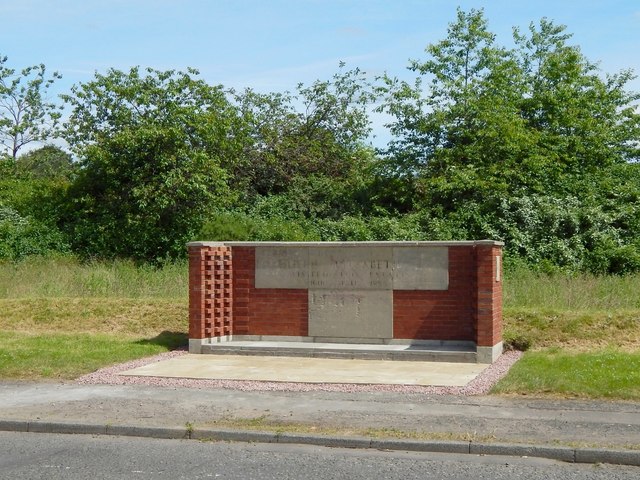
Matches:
[[0, 432, 637, 479]]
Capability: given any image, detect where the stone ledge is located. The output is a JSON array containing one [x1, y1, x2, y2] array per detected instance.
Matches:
[[187, 240, 504, 247]]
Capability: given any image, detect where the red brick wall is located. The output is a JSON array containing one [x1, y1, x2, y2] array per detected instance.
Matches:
[[188, 243, 501, 346], [393, 246, 475, 341], [475, 245, 503, 346], [232, 247, 308, 337]]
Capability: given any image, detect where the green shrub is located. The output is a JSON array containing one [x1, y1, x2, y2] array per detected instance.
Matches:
[[198, 211, 319, 242], [0, 206, 70, 260], [198, 212, 257, 241]]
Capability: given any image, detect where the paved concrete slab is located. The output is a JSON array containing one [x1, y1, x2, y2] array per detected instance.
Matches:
[[118, 354, 487, 386]]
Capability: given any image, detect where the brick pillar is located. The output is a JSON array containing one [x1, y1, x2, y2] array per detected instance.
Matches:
[[188, 245, 207, 348], [188, 243, 233, 353], [475, 242, 503, 363], [231, 247, 254, 336]]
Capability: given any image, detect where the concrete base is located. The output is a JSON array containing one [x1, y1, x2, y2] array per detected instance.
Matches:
[[192, 337, 502, 364], [197, 339, 479, 363], [188, 338, 203, 354], [477, 342, 503, 364], [120, 354, 488, 386]]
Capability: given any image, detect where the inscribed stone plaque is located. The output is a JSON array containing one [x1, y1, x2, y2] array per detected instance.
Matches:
[[307, 247, 393, 290], [308, 289, 393, 339], [393, 247, 448, 290], [255, 247, 309, 289]]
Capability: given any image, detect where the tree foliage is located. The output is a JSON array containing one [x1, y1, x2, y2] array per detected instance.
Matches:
[[61, 67, 243, 261], [378, 8, 640, 272], [15, 145, 75, 181], [0, 205, 69, 260], [0, 55, 62, 161], [380, 9, 640, 197], [231, 66, 376, 200], [1, 10, 640, 274]]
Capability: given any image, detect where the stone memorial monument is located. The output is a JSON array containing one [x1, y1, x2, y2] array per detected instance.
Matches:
[[188, 241, 503, 363]]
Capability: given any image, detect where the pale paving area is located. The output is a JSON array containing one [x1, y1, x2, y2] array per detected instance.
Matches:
[[119, 354, 488, 386]]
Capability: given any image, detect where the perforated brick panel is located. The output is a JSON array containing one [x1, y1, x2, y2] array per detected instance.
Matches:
[[189, 245, 232, 339]]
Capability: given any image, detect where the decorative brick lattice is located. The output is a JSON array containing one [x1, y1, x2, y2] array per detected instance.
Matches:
[[202, 247, 233, 337]]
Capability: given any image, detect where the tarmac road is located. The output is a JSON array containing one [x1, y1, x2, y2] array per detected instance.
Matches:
[[1, 382, 640, 465], [1, 431, 639, 480]]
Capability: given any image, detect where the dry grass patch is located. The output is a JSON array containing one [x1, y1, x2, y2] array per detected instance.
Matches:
[[0, 298, 187, 337], [503, 309, 640, 351], [201, 416, 497, 443]]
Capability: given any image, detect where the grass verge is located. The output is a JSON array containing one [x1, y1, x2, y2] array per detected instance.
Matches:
[[197, 415, 640, 450], [0, 331, 186, 380], [0, 257, 187, 299], [492, 348, 640, 400], [0, 297, 188, 380], [496, 308, 640, 399], [503, 267, 640, 311]]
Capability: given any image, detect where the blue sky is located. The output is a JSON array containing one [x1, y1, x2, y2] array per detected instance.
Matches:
[[1, 0, 639, 145]]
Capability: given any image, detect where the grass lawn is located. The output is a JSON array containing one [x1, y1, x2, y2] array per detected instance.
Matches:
[[492, 348, 640, 400], [495, 267, 640, 399], [0, 258, 188, 380], [497, 308, 640, 399], [0, 297, 188, 380], [0, 331, 185, 379]]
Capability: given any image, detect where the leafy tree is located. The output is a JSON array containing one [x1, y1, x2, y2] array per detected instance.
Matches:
[[15, 145, 76, 181], [61, 67, 245, 261], [232, 66, 376, 200], [0, 55, 62, 161], [378, 9, 640, 272], [514, 18, 640, 177], [380, 9, 640, 197], [378, 8, 535, 211]]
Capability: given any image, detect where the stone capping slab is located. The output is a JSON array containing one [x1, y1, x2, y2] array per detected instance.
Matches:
[[188, 240, 504, 247]]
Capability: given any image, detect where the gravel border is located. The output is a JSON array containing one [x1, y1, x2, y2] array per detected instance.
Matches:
[[76, 350, 522, 395]]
